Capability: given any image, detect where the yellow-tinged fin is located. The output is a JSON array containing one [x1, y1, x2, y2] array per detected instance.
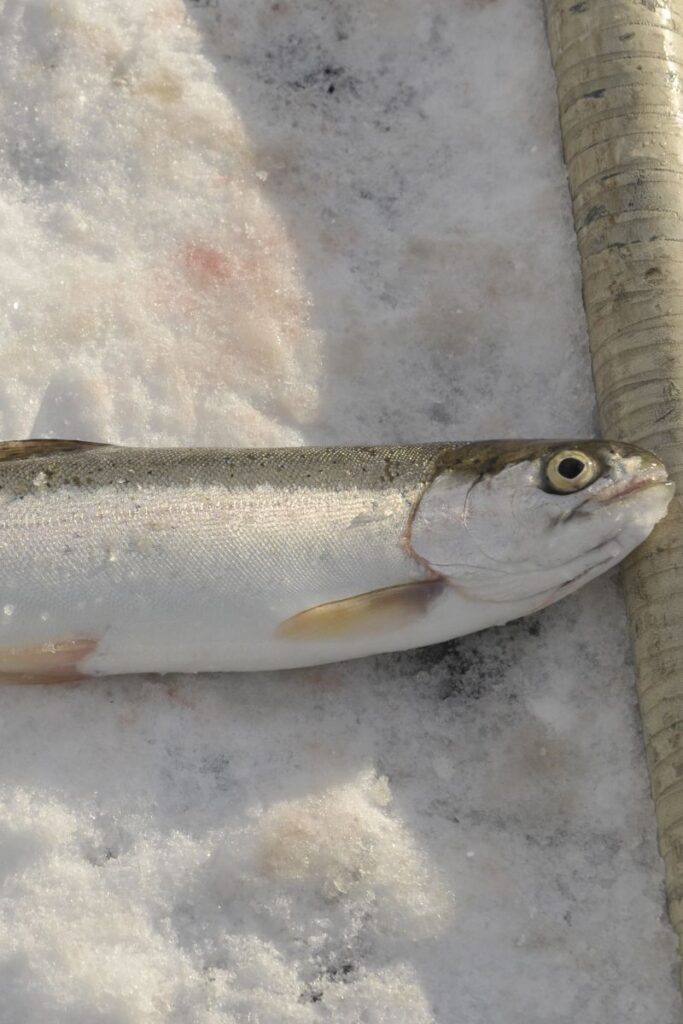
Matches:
[[0, 439, 112, 462], [0, 638, 98, 684], [276, 580, 444, 642]]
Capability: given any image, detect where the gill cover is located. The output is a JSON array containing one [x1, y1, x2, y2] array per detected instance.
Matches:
[[407, 468, 542, 602]]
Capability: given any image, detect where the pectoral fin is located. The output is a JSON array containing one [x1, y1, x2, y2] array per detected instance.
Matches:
[[276, 580, 444, 642], [0, 638, 98, 684]]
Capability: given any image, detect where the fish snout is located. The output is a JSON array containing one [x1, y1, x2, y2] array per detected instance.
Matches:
[[596, 461, 672, 505]]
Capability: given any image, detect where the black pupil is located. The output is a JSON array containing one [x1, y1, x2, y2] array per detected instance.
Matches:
[[557, 457, 585, 480]]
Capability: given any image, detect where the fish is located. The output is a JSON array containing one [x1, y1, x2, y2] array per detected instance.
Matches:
[[0, 438, 672, 680]]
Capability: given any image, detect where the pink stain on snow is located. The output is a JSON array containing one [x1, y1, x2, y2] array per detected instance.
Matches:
[[182, 243, 234, 288]]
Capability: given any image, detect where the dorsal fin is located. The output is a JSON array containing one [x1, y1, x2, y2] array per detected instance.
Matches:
[[0, 439, 113, 462]]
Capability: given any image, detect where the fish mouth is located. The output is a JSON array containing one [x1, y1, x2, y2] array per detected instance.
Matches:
[[594, 466, 673, 505]]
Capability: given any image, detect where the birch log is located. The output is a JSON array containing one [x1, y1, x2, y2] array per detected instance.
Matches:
[[544, 0, 683, 984]]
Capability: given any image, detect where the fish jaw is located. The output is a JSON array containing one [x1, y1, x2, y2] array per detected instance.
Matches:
[[593, 478, 674, 563], [529, 477, 674, 613], [579, 451, 674, 558]]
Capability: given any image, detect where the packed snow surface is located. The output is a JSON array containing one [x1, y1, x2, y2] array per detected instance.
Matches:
[[0, 0, 679, 1021]]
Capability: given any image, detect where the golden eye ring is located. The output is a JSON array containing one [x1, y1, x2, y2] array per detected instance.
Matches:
[[545, 450, 600, 494]]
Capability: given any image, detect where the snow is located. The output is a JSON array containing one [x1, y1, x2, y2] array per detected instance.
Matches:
[[0, 0, 679, 1021]]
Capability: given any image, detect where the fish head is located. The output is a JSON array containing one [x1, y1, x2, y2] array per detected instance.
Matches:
[[410, 440, 674, 605]]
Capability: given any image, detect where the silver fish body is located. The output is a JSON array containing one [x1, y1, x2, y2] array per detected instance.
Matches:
[[0, 439, 672, 679]]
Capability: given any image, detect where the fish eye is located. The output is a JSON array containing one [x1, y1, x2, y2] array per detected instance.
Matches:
[[545, 449, 600, 494]]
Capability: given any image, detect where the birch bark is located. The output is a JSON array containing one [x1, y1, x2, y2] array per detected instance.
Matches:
[[544, 0, 683, 984]]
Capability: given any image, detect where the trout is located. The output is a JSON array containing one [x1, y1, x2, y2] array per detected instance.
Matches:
[[0, 438, 672, 680]]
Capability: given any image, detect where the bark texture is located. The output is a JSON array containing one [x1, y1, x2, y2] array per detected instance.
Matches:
[[544, 0, 683, 983]]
